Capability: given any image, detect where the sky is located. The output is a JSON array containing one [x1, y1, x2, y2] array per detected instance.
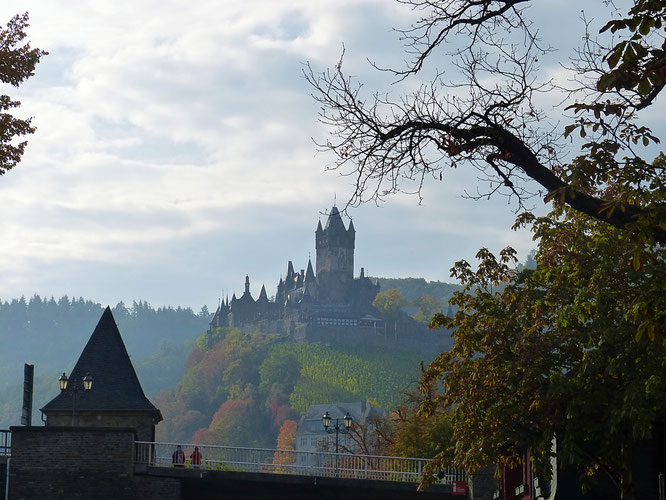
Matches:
[[0, 0, 661, 312]]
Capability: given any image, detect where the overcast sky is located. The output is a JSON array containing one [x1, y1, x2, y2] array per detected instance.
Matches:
[[0, 0, 662, 312]]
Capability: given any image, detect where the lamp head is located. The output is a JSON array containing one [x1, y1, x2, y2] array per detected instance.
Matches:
[[343, 412, 352, 430], [83, 373, 93, 391], [322, 411, 331, 429], [59, 373, 68, 391]]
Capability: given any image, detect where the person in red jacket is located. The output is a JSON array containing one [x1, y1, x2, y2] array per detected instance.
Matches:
[[172, 445, 185, 468], [190, 446, 202, 467]]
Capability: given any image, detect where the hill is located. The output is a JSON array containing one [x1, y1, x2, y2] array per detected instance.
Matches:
[[155, 326, 449, 448], [372, 277, 461, 304]]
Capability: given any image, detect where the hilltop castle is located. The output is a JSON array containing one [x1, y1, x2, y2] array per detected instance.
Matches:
[[209, 206, 384, 342]]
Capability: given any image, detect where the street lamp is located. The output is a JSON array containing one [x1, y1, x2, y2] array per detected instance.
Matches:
[[59, 372, 93, 425], [322, 410, 353, 475]]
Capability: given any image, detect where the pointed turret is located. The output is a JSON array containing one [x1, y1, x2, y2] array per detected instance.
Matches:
[[41, 307, 162, 438], [348, 219, 355, 234], [258, 284, 269, 303], [324, 205, 347, 233], [286, 261, 295, 279], [305, 259, 316, 282], [245, 275, 251, 294]]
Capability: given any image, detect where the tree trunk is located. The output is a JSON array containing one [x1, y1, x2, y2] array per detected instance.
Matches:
[[619, 440, 634, 500]]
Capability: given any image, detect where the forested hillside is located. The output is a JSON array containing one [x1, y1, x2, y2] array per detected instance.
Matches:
[[155, 327, 444, 448], [0, 295, 210, 427], [373, 277, 461, 304]]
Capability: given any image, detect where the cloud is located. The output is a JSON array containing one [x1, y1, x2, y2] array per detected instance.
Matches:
[[0, 0, 662, 311]]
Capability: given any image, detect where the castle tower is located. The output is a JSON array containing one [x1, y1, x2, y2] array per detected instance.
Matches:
[[315, 205, 355, 303], [41, 307, 162, 441]]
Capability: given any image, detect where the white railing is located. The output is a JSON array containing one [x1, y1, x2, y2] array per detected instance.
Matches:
[[0, 429, 10, 456], [135, 441, 465, 484]]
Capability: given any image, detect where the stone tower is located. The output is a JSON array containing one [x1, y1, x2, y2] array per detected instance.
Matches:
[[41, 306, 162, 442], [315, 206, 355, 303]]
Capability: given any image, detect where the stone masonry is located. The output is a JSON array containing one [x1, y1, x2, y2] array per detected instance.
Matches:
[[8, 426, 135, 500]]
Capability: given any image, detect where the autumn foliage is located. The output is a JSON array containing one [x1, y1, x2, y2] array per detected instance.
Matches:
[[273, 420, 298, 466]]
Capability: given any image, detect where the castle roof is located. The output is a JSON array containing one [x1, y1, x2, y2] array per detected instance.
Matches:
[[305, 259, 315, 282], [42, 307, 161, 418], [324, 205, 348, 233], [258, 284, 269, 303]]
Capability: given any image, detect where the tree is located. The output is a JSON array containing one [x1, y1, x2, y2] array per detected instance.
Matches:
[[307, 1, 666, 244], [373, 288, 409, 336], [1, 13, 46, 175], [259, 350, 301, 399], [421, 206, 666, 499], [412, 295, 444, 324], [207, 398, 273, 448], [391, 387, 454, 460], [273, 419, 297, 466]]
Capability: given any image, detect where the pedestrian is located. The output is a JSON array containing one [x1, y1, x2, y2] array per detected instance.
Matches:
[[190, 446, 202, 467], [172, 445, 185, 468]]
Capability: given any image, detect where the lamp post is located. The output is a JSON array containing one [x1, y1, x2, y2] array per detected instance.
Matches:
[[59, 372, 93, 425], [322, 411, 353, 476]]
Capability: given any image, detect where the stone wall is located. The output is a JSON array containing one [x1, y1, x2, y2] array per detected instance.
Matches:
[[45, 412, 156, 442], [133, 473, 181, 500], [8, 426, 135, 500]]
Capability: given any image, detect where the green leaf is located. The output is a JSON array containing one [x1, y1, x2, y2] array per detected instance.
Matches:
[[608, 45, 624, 69], [638, 79, 652, 96], [563, 124, 577, 139], [639, 19, 653, 35]]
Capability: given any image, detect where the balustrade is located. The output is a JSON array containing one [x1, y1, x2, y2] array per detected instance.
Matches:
[[134, 441, 465, 485]]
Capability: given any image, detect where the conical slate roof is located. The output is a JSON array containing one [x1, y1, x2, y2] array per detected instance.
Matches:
[[305, 259, 316, 282], [324, 206, 348, 232], [42, 307, 161, 418], [257, 284, 269, 303]]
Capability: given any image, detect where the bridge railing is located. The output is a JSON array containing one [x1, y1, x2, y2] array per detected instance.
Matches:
[[135, 441, 465, 484], [0, 429, 9, 456]]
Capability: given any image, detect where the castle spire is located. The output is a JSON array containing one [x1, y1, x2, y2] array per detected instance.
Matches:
[[305, 259, 315, 282], [324, 205, 347, 232], [245, 275, 250, 294]]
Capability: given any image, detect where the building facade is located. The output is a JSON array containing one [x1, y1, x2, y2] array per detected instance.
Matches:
[[295, 401, 386, 467]]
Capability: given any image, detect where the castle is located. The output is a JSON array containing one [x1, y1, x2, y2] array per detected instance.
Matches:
[[208, 206, 384, 342]]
